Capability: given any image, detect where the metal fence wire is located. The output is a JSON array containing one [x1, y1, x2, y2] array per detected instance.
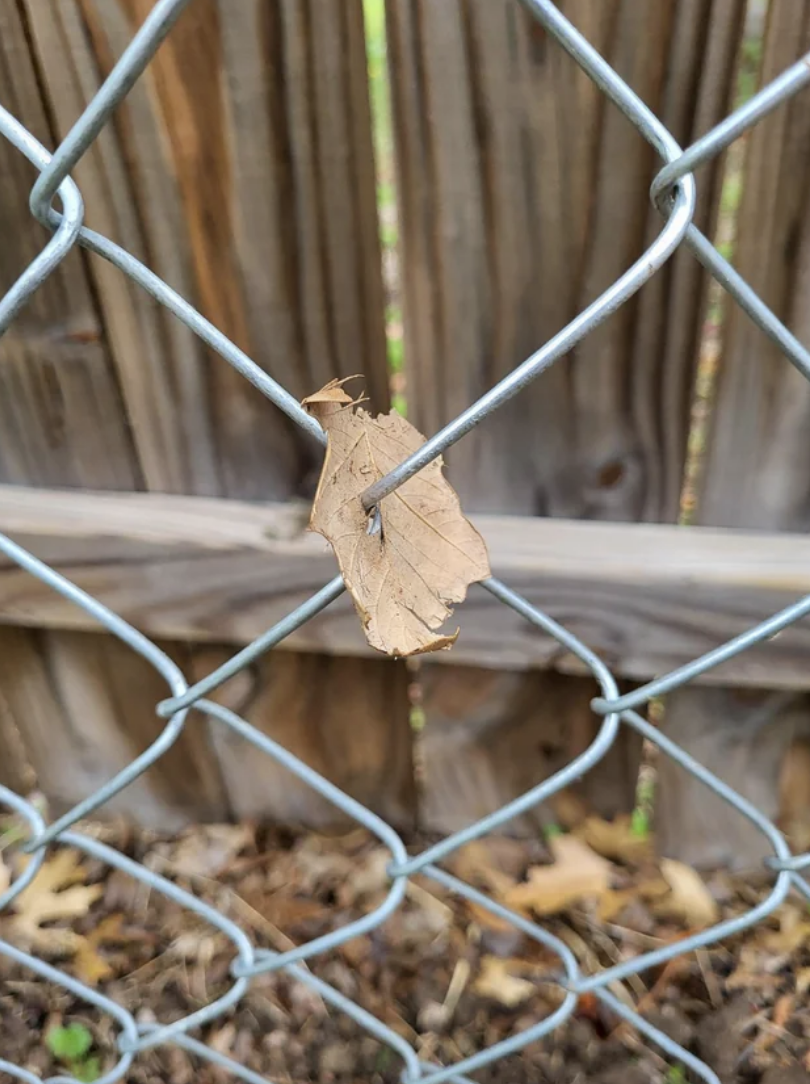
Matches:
[[1, 1, 810, 1081]]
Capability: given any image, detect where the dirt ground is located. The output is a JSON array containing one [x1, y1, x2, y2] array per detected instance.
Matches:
[[1, 814, 809, 1084]]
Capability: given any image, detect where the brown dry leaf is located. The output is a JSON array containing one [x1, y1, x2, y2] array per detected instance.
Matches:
[[303, 379, 491, 656], [73, 942, 114, 986], [503, 836, 612, 917], [574, 815, 653, 864], [796, 966, 810, 997], [72, 914, 133, 986], [448, 840, 519, 897], [596, 887, 638, 924], [548, 790, 591, 830], [247, 890, 328, 932], [473, 957, 536, 1007], [10, 849, 102, 949], [764, 905, 810, 955], [655, 858, 718, 929], [161, 824, 255, 879], [726, 942, 782, 995], [338, 847, 390, 906], [289, 839, 355, 894], [598, 872, 672, 921]]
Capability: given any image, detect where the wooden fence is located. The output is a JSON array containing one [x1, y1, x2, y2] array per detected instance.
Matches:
[[0, 0, 809, 868]]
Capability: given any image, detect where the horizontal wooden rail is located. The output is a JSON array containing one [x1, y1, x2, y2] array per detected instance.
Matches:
[[0, 485, 809, 688]]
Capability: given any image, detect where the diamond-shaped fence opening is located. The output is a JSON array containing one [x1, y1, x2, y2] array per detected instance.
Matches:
[[1, 0, 810, 1081]]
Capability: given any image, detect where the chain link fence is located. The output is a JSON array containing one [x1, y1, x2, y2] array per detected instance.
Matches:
[[1, 1, 810, 1081]]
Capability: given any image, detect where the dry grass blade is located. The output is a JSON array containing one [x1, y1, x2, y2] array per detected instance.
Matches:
[[472, 957, 536, 1007]]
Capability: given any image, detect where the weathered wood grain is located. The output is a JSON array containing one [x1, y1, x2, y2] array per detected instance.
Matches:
[[1, 5, 226, 826], [0, 680, 34, 795], [189, 646, 414, 831], [660, 2, 810, 868], [2, 0, 410, 829], [385, 0, 744, 828], [0, 627, 230, 827], [22, 0, 389, 499], [0, 4, 139, 492], [386, 0, 743, 519], [420, 667, 641, 836], [3, 487, 810, 690]]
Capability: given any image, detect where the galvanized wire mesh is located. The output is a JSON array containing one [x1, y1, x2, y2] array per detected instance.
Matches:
[[1, 1, 810, 1081]]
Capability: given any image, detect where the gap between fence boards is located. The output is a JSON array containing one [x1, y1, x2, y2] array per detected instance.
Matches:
[[0, 485, 807, 690]]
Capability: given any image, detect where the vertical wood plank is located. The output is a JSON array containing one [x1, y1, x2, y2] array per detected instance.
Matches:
[[387, 0, 742, 517], [0, 628, 230, 826], [24, 0, 391, 500], [1, 0, 414, 828], [0, 6, 229, 825], [659, 2, 810, 867], [0, 685, 34, 796], [386, 0, 744, 829], [421, 668, 640, 835], [189, 647, 415, 831], [0, 4, 140, 493]]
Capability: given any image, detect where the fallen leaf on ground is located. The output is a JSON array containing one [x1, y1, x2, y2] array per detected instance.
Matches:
[[574, 815, 653, 864], [10, 849, 102, 950], [597, 872, 673, 923], [245, 888, 328, 932], [596, 886, 639, 924], [725, 941, 784, 995], [303, 378, 491, 656], [157, 824, 255, 879], [656, 858, 718, 929], [473, 957, 536, 1007], [448, 840, 519, 897], [338, 847, 390, 905], [548, 791, 591, 829], [763, 906, 810, 955], [503, 836, 612, 916], [289, 837, 355, 894], [72, 914, 132, 986]]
